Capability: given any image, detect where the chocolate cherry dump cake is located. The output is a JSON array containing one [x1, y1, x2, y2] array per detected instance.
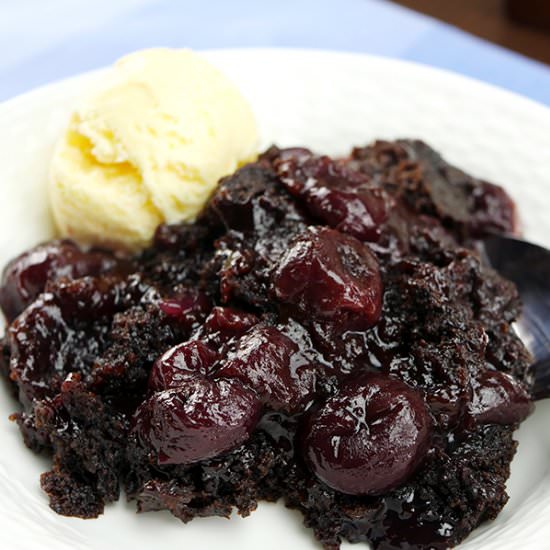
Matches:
[[0, 140, 534, 549]]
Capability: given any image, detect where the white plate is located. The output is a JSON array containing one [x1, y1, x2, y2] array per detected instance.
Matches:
[[1, 49, 550, 550]]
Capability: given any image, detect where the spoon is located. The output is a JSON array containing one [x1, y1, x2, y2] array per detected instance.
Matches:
[[483, 235, 550, 400]]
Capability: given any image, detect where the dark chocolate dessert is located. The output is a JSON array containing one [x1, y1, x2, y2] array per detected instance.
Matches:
[[0, 140, 534, 549]]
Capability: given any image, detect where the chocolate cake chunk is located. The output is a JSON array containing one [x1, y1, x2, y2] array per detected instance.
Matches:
[[0, 140, 533, 549]]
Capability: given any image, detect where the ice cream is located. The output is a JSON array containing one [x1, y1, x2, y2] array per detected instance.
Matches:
[[49, 48, 258, 250]]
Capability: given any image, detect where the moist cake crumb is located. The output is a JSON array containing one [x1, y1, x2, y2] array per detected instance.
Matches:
[[0, 140, 533, 549]]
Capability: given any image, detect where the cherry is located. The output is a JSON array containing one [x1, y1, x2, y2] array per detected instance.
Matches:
[[7, 275, 141, 406], [7, 295, 69, 406], [468, 369, 533, 426], [45, 275, 132, 321], [133, 377, 261, 465], [207, 164, 279, 232], [158, 288, 211, 330], [272, 227, 382, 331], [276, 153, 391, 242], [301, 372, 431, 495], [468, 181, 518, 237], [195, 306, 258, 347], [215, 324, 317, 412], [0, 240, 119, 322], [149, 340, 219, 392]]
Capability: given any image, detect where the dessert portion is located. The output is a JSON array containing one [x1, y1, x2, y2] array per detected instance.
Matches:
[[49, 48, 258, 250], [0, 139, 533, 549]]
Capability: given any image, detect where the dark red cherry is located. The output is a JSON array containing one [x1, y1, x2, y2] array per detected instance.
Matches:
[[468, 369, 533, 426], [207, 164, 279, 232], [272, 227, 382, 331], [0, 240, 118, 322], [7, 295, 69, 406], [215, 324, 317, 412], [196, 306, 258, 347], [302, 372, 431, 495], [6, 273, 147, 405], [149, 340, 219, 392], [159, 288, 211, 329], [276, 153, 391, 242], [45, 275, 132, 321], [133, 377, 261, 465], [468, 182, 518, 237]]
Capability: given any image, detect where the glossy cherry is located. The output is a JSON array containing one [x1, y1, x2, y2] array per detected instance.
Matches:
[[0, 240, 118, 322], [468, 369, 533, 426], [133, 377, 262, 465], [149, 340, 219, 392], [158, 288, 211, 329], [196, 306, 258, 347], [208, 164, 278, 232], [46, 275, 132, 321], [468, 181, 518, 237], [273, 227, 382, 331], [301, 372, 431, 495], [8, 295, 69, 405], [276, 153, 391, 242], [215, 324, 317, 412]]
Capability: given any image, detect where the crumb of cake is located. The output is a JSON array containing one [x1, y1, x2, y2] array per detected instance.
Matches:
[[0, 139, 533, 549]]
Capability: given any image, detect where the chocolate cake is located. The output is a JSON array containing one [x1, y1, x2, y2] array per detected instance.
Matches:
[[0, 140, 534, 549]]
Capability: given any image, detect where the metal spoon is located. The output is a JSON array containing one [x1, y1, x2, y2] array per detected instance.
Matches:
[[483, 235, 550, 400]]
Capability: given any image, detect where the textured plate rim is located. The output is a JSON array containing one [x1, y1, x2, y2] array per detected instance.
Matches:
[[0, 48, 549, 550], [1, 47, 549, 118]]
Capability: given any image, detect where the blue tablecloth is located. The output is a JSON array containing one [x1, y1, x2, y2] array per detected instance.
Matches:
[[1, 0, 549, 106]]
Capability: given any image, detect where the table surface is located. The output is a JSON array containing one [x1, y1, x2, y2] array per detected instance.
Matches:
[[392, 0, 550, 66], [1, 0, 549, 107]]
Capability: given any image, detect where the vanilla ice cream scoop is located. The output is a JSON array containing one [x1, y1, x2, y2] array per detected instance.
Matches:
[[49, 48, 258, 250]]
